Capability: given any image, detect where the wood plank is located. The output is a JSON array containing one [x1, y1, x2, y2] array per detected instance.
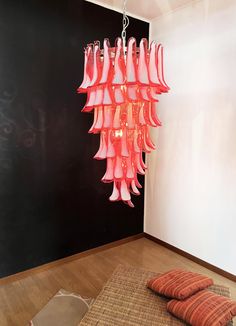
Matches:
[[0, 233, 144, 286]]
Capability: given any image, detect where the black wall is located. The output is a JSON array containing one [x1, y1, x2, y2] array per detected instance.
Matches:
[[0, 0, 148, 277]]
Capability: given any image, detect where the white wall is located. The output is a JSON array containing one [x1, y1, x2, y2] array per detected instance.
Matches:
[[145, 0, 236, 275]]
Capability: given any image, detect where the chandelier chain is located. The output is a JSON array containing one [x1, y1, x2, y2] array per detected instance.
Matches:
[[121, 0, 129, 46]]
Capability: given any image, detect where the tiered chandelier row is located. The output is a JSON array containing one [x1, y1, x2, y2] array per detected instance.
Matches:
[[78, 37, 169, 207]]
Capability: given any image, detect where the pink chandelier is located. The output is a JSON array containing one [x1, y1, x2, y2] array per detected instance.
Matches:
[[78, 1, 169, 207]]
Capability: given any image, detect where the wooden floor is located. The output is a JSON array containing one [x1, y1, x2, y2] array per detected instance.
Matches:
[[0, 237, 235, 326]]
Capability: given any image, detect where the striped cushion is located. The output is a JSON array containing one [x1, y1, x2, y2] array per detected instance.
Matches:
[[147, 269, 213, 299], [167, 290, 236, 326]]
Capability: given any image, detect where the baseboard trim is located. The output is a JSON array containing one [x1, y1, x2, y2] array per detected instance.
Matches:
[[0, 233, 144, 285], [2, 232, 234, 285], [144, 233, 236, 282]]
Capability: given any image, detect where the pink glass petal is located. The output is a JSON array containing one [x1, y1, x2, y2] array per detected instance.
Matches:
[[93, 106, 103, 130], [131, 179, 140, 195], [149, 87, 160, 101], [126, 38, 137, 84], [135, 174, 142, 188], [139, 152, 147, 169], [103, 86, 113, 105], [112, 38, 125, 85], [102, 157, 114, 182], [151, 102, 162, 126], [127, 85, 139, 101], [89, 107, 98, 133], [157, 45, 170, 92], [109, 181, 120, 201], [113, 106, 121, 129], [125, 200, 134, 208], [114, 86, 125, 104], [121, 128, 129, 157], [138, 104, 146, 125], [148, 41, 159, 85], [139, 86, 150, 102], [145, 127, 156, 150], [114, 155, 123, 179], [135, 153, 145, 175], [94, 131, 107, 159], [127, 103, 135, 129], [99, 39, 111, 84], [107, 130, 115, 158], [120, 180, 131, 201], [133, 129, 141, 153], [126, 155, 134, 179], [78, 45, 93, 92], [138, 38, 149, 85], [103, 106, 113, 129], [94, 86, 103, 106], [90, 43, 101, 87]]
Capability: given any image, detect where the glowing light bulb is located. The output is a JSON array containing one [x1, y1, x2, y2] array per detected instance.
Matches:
[[115, 129, 123, 138]]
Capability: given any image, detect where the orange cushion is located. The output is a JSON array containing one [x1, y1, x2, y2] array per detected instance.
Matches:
[[167, 289, 236, 326], [147, 269, 213, 299]]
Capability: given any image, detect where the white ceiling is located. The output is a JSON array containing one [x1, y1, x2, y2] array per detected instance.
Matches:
[[86, 0, 195, 21]]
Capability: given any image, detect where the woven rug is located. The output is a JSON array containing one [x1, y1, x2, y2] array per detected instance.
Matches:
[[79, 265, 233, 326], [28, 289, 93, 326]]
